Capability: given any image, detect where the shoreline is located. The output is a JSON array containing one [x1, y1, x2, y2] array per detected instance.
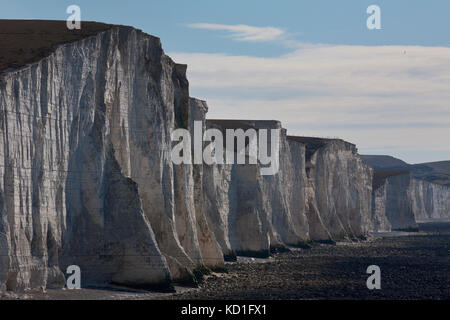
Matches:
[[2, 221, 449, 300]]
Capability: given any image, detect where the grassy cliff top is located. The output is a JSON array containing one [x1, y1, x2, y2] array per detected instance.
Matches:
[[0, 20, 112, 74], [373, 170, 410, 190], [363, 155, 450, 187]]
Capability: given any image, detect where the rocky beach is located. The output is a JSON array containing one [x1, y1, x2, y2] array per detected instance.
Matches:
[[171, 222, 449, 300], [2, 221, 448, 300]]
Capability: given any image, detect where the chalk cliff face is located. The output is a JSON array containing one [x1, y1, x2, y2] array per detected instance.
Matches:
[[200, 121, 374, 258], [3, 21, 447, 293], [287, 137, 373, 240], [262, 129, 309, 248], [371, 183, 392, 232], [203, 120, 277, 258], [187, 98, 225, 269], [363, 155, 450, 225], [409, 179, 450, 220], [371, 172, 418, 231], [0, 25, 223, 291], [370, 169, 449, 231], [202, 119, 311, 258]]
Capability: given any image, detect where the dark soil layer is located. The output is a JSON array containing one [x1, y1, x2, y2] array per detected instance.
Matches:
[[0, 20, 111, 74], [170, 232, 450, 300]]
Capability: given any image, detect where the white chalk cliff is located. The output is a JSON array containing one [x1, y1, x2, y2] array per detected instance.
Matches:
[[409, 178, 450, 221], [0, 24, 223, 291], [0, 22, 448, 292], [370, 170, 449, 232], [371, 172, 418, 231]]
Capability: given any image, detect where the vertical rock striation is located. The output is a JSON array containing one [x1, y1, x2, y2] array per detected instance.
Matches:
[[409, 179, 450, 221], [371, 171, 418, 231], [203, 120, 275, 258], [369, 169, 449, 231], [201, 120, 374, 258], [363, 156, 450, 226], [287, 137, 373, 241], [0, 23, 222, 291], [187, 98, 225, 269], [2, 21, 447, 293]]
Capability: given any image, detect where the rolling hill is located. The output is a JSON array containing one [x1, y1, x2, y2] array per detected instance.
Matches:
[[361, 155, 450, 187]]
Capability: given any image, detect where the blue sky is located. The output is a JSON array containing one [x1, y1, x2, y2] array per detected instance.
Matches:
[[4, 0, 450, 54], [2, 1, 450, 163]]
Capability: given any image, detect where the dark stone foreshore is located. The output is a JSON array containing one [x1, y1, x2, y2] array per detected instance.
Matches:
[[2, 222, 448, 300], [168, 223, 449, 300]]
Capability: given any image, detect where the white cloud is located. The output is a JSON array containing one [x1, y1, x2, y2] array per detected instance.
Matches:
[[170, 45, 450, 163], [187, 23, 285, 42]]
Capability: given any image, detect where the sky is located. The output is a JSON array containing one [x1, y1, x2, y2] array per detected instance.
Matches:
[[2, 0, 450, 163]]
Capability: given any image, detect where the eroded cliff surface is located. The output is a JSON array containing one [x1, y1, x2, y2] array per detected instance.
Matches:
[[409, 179, 450, 220], [203, 120, 276, 258], [0, 24, 222, 291], [370, 168, 449, 231], [371, 172, 418, 231], [364, 155, 450, 224], [3, 20, 446, 293], [201, 120, 374, 258], [287, 137, 373, 240]]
